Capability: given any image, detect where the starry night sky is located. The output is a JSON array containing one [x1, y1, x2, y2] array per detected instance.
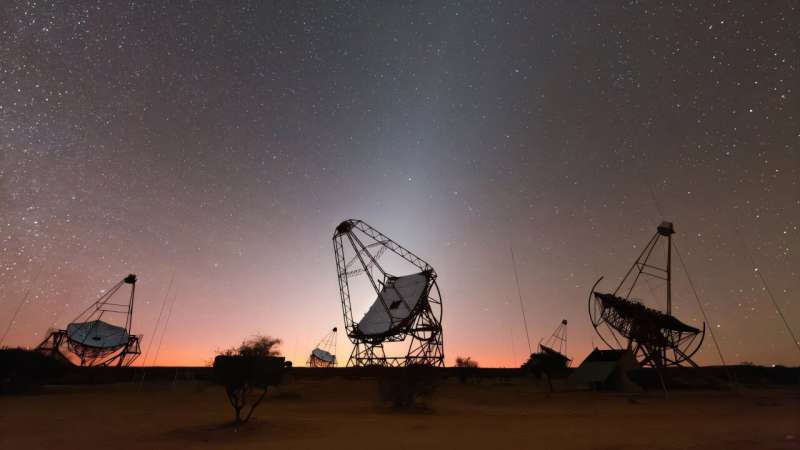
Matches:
[[1, 1, 798, 367]]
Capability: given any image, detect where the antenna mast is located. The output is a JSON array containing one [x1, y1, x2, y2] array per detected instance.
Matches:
[[510, 244, 532, 355]]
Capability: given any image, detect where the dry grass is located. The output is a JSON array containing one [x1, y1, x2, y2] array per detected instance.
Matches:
[[1, 377, 798, 450]]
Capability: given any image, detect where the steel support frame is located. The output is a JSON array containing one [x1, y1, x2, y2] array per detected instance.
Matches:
[[35, 274, 142, 367], [333, 219, 444, 368], [589, 223, 705, 368], [37, 330, 141, 367]]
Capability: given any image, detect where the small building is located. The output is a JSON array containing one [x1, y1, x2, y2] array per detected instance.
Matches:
[[569, 348, 642, 392]]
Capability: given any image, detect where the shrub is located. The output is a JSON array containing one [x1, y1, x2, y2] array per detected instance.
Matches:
[[0, 347, 67, 394], [377, 365, 438, 409], [455, 356, 479, 368], [212, 335, 288, 427], [454, 356, 479, 384]]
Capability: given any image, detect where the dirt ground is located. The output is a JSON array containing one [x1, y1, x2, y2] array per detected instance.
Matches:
[[1, 377, 798, 450]]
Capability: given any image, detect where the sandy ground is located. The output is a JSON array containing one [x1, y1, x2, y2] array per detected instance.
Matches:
[[1, 378, 798, 450]]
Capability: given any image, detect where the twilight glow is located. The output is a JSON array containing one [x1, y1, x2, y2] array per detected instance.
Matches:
[[1, 1, 797, 368]]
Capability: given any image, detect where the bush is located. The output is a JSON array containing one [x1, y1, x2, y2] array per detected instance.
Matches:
[[455, 356, 479, 368], [0, 348, 67, 394], [377, 365, 438, 409], [454, 356, 479, 384], [522, 351, 571, 392]]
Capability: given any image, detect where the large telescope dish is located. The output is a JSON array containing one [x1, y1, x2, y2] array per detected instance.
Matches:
[[333, 219, 444, 367]]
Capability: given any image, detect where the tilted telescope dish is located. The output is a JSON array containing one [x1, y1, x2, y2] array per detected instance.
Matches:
[[523, 319, 571, 379], [589, 222, 705, 368], [37, 274, 142, 367], [308, 327, 338, 368], [535, 319, 571, 367], [333, 219, 444, 367]]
